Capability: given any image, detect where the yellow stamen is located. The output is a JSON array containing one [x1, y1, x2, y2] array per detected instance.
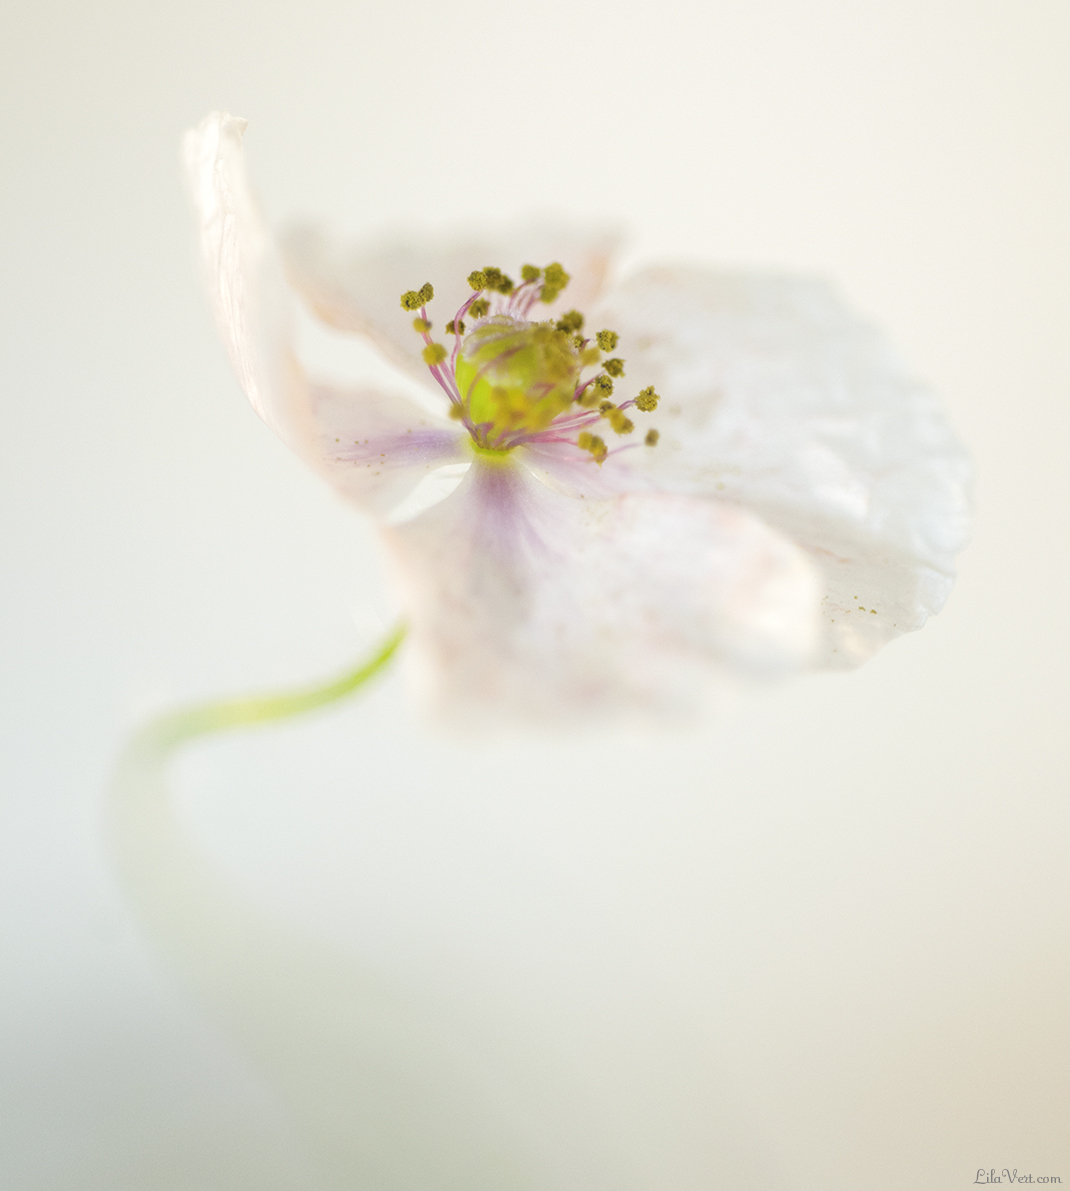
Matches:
[[540, 262, 570, 304], [481, 266, 515, 295], [609, 409, 634, 435], [555, 309, 584, 334], [635, 386, 659, 412], [582, 433, 607, 462]]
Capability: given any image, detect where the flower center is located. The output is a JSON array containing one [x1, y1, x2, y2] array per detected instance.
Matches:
[[456, 316, 580, 445], [399, 263, 662, 462]]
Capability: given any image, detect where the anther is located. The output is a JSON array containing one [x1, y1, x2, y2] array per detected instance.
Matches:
[[593, 374, 614, 397], [481, 267, 515, 295], [412, 317, 431, 332], [445, 319, 466, 335], [418, 282, 434, 304], [645, 428, 660, 446], [469, 298, 490, 318], [400, 289, 424, 311], [467, 270, 487, 290], [596, 329, 618, 352], [540, 262, 570, 303], [603, 357, 625, 377], [555, 310, 584, 334], [608, 409, 634, 435], [422, 343, 448, 365], [635, 385, 659, 412], [521, 264, 541, 283]]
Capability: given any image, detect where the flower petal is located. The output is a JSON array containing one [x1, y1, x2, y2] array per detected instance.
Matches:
[[308, 381, 468, 516], [600, 268, 972, 666], [280, 222, 621, 381], [184, 112, 465, 513], [517, 440, 655, 500], [183, 112, 301, 441], [381, 460, 821, 727]]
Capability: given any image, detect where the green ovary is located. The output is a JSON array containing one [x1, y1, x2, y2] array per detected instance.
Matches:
[[455, 316, 580, 445]]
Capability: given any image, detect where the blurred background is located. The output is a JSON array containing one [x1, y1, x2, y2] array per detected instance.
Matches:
[[1, 1, 1068, 1188]]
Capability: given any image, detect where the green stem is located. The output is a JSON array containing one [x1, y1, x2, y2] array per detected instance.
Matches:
[[139, 622, 407, 752], [107, 618, 540, 1185]]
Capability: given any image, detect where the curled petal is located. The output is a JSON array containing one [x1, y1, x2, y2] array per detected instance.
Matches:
[[184, 113, 464, 514], [600, 268, 972, 666], [280, 222, 621, 382], [381, 460, 822, 728], [183, 112, 301, 441]]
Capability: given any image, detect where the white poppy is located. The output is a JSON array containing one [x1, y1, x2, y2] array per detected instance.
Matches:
[[185, 111, 971, 728]]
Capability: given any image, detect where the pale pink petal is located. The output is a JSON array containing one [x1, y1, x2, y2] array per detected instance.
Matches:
[[381, 459, 821, 728], [598, 268, 972, 666], [280, 222, 621, 381], [308, 382, 468, 516], [516, 440, 655, 500], [183, 112, 465, 513]]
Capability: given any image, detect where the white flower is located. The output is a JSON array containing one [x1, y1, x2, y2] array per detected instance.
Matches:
[[184, 111, 971, 728]]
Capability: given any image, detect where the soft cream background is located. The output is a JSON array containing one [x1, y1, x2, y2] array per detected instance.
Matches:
[[1, 1, 1067, 1188]]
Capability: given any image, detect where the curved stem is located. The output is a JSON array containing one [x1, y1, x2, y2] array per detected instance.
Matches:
[[105, 620, 541, 1186], [138, 622, 407, 753]]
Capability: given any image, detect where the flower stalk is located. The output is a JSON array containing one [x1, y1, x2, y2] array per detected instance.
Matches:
[[129, 623, 406, 754]]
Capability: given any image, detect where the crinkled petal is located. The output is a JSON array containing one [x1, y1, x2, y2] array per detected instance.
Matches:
[[184, 112, 465, 513], [599, 268, 972, 666], [280, 222, 621, 382], [381, 460, 822, 727]]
